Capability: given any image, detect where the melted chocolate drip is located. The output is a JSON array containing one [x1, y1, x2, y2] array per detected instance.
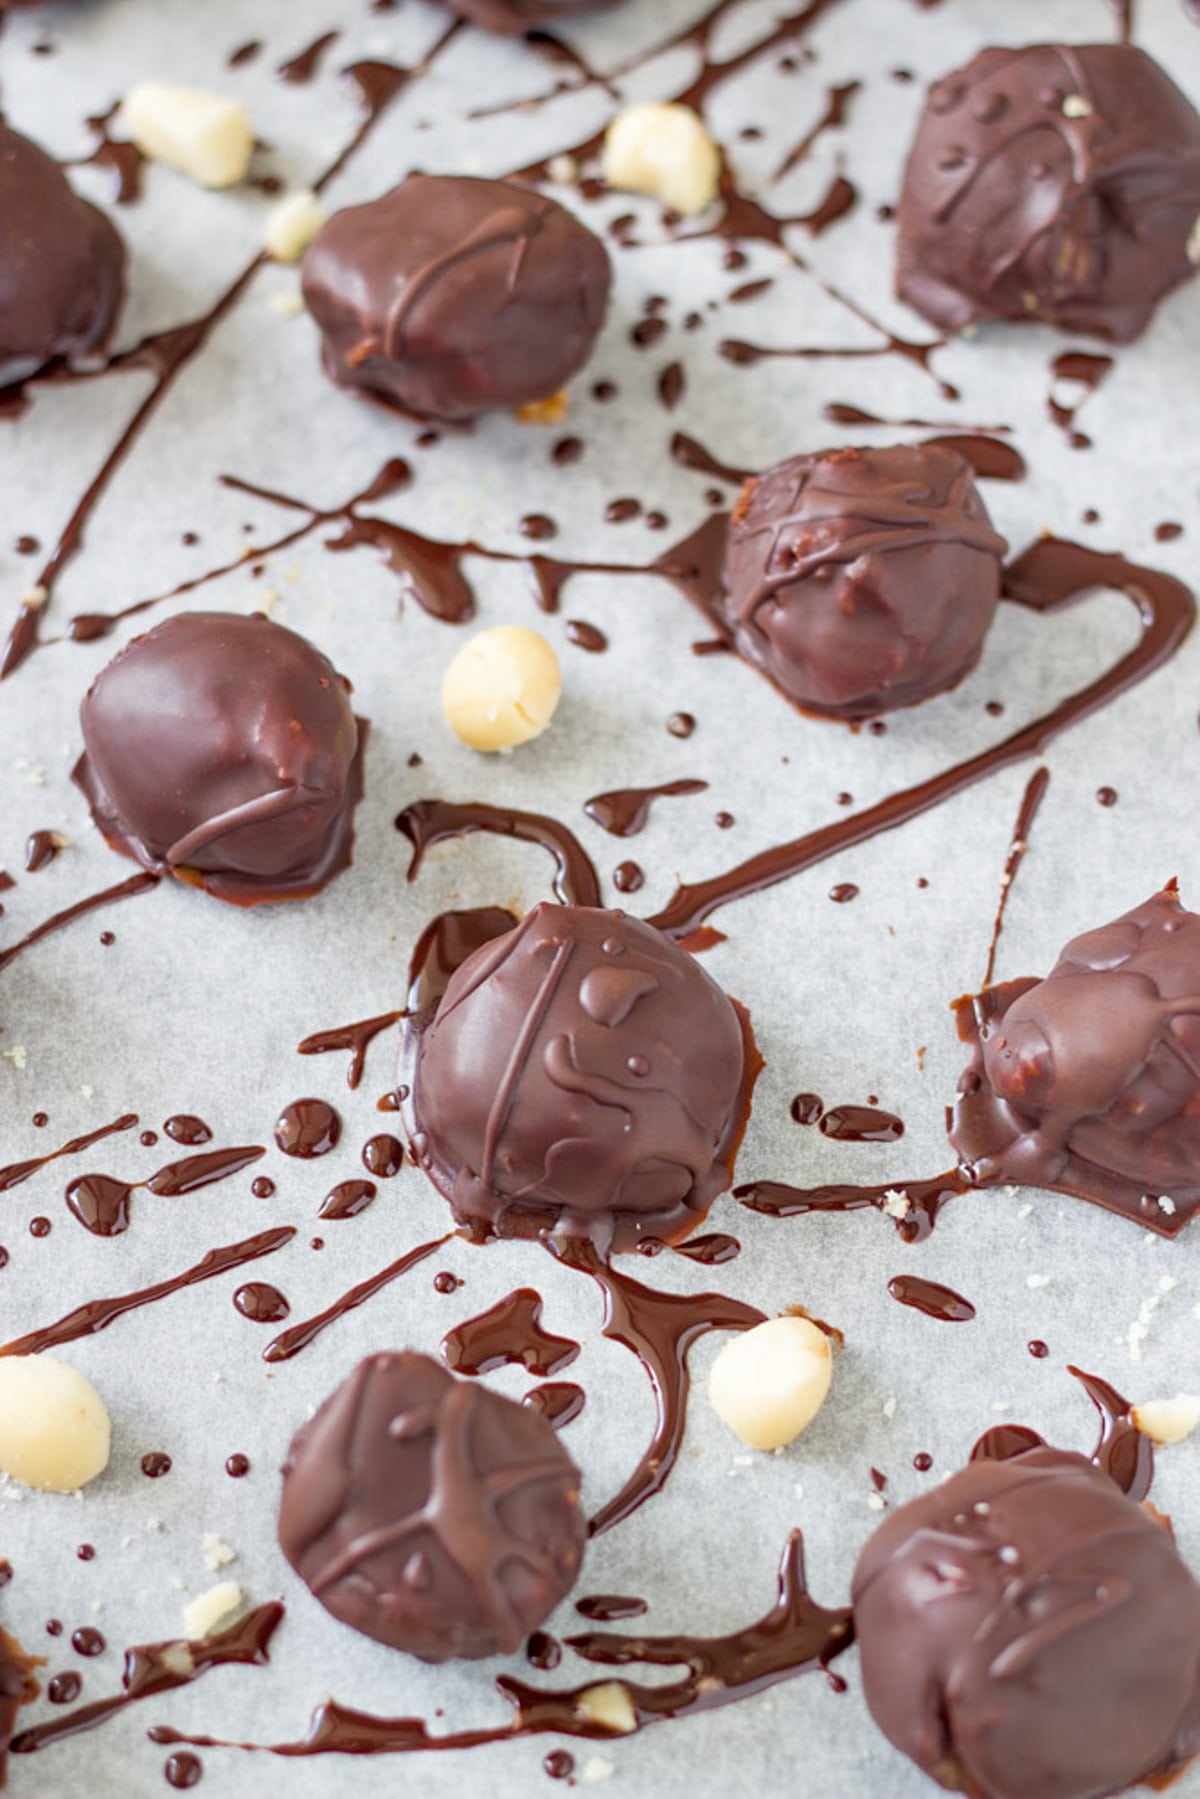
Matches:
[[738, 1171, 967, 1245], [552, 1238, 764, 1535], [0, 1113, 137, 1194], [981, 766, 1051, 987], [669, 1231, 741, 1265], [297, 1012, 401, 1090], [233, 1282, 290, 1324], [151, 1533, 851, 1759], [442, 1289, 580, 1377], [1048, 351, 1116, 450], [64, 1146, 265, 1237], [24, 830, 62, 874], [1070, 1364, 1153, 1501], [583, 779, 708, 838], [278, 31, 339, 83], [1, 1227, 295, 1356], [648, 538, 1194, 939], [818, 1106, 904, 1144], [887, 1275, 976, 1323], [262, 1234, 452, 1364], [397, 801, 601, 908], [361, 1135, 404, 1178], [0, 872, 158, 975], [576, 1595, 647, 1622], [318, 1180, 377, 1221], [275, 1100, 341, 1159], [11, 1604, 283, 1755], [162, 1116, 211, 1146], [522, 1383, 586, 1431]]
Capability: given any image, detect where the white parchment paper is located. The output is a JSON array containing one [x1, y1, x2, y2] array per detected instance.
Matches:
[[1, 0, 1199, 1794]]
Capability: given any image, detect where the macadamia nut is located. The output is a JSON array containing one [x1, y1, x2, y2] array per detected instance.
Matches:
[[265, 191, 326, 264], [182, 1581, 243, 1639], [576, 1682, 638, 1735], [442, 626, 561, 752], [120, 82, 254, 189], [709, 1315, 832, 1451], [0, 1354, 111, 1492], [1133, 1394, 1200, 1445], [602, 103, 721, 218]]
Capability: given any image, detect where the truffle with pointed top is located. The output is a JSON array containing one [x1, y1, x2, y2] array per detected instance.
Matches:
[[853, 1445, 1200, 1798], [950, 884, 1200, 1233], [896, 44, 1200, 343], [278, 1351, 586, 1661]]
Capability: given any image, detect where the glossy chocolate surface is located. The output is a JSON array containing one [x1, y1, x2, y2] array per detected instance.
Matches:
[[0, 122, 125, 385], [302, 173, 611, 421], [441, 0, 624, 28], [853, 1447, 1200, 1799], [403, 903, 751, 1253], [278, 1350, 586, 1661], [897, 44, 1200, 343], [75, 611, 364, 906], [722, 444, 1005, 719], [951, 884, 1200, 1234]]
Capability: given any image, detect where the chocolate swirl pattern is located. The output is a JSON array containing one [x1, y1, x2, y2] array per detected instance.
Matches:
[[897, 44, 1200, 342]]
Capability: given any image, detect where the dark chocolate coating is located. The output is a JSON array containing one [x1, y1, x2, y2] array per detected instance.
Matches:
[[440, 0, 624, 29], [0, 122, 125, 384], [896, 44, 1200, 344], [722, 444, 1006, 719], [853, 1447, 1200, 1799], [302, 173, 611, 422], [950, 884, 1200, 1234], [0, 1627, 36, 1788], [403, 903, 750, 1253], [278, 1351, 585, 1661], [75, 610, 364, 907]]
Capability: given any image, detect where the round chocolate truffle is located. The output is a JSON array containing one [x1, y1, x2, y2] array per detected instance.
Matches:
[[402, 903, 751, 1253], [278, 1351, 586, 1661], [75, 610, 364, 906], [0, 122, 125, 384], [950, 883, 1200, 1233], [441, 0, 624, 30], [896, 45, 1200, 344], [721, 444, 1006, 720], [301, 173, 611, 422], [853, 1446, 1200, 1799]]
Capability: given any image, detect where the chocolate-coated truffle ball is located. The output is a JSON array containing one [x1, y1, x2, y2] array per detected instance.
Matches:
[[722, 444, 1006, 720], [853, 1446, 1200, 1799], [302, 173, 611, 421], [897, 45, 1200, 344], [402, 903, 752, 1253], [442, 0, 624, 28], [950, 883, 1200, 1234], [75, 611, 364, 906], [278, 1351, 586, 1661], [0, 122, 125, 384]]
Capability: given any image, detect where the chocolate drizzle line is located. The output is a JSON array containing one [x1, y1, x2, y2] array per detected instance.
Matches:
[[65, 1146, 266, 1237], [148, 1533, 852, 1762], [647, 540, 1194, 939], [0, 1113, 137, 1194], [738, 1171, 967, 1245], [0, 872, 159, 976], [887, 1274, 976, 1323], [551, 1238, 764, 1537], [0, 1227, 295, 1357], [981, 766, 1051, 987], [969, 1366, 1151, 1501], [523, 1383, 586, 1431], [10, 1603, 284, 1755], [262, 1233, 452, 1364], [441, 1289, 580, 1378], [583, 779, 708, 839], [397, 800, 601, 909], [297, 1012, 402, 1091]]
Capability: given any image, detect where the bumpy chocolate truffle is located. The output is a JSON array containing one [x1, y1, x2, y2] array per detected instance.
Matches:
[[722, 444, 1006, 720], [853, 1446, 1200, 1799], [75, 611, 364, 906], [302, 173, 611, 422], [951, 884, 1200, 1235], [442, 0, 624, 28], [402, 903, 752, 1253], [0, 123, 125, 384], [897, 45, 1200, 344], [0, 1627, 37, 1788], [278, 1351, 585, 1661]]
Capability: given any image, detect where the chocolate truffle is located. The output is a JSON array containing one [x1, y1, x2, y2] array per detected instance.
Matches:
[[0, 122, 125, 385], [75, 610, 365, 907], [402, 903, 752, 1253], [0, 1627, 37, 1788], [950, 884, 1200, 1235], [278, 1351, 585, 1661], [853, 1446, 1200, 1799], [441, 0, 624, 29], [302, 173, 611, 422], [896, 45, 1200, 344], [722, 444, 1006, 720]]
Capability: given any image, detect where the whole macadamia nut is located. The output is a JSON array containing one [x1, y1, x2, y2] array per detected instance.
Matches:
[[0, 1355, 111, 1491], [442, 626, 561, 751], [708, 1315, 832, 1450], [602, 103, 721, 218]]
